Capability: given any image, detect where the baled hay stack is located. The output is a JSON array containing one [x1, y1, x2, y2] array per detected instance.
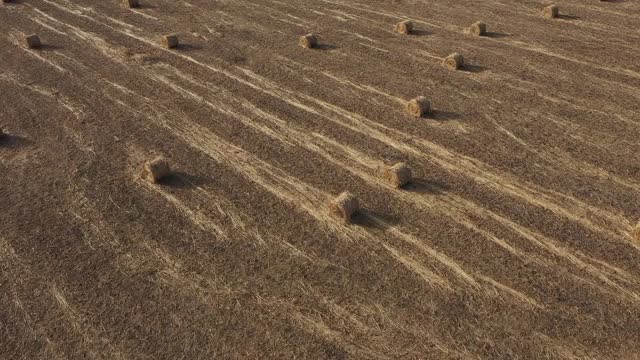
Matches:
[[394, 20, 413, 35], [141, 157, 171, 183], [407, 96, 431, 117], [124, 0, 140, 8], [26, 34, 41, 49], [543, 5, 559, 19], [329, 191, 359, 223], [299, 34, 318, 49], [444, 53, 464, 70], [380, 162, 413, 188], [469, 21, 487, 36], [163, 34, 179, 49]]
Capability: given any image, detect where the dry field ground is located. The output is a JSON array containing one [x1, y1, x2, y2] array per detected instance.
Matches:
[[1, 0, 640, 358]]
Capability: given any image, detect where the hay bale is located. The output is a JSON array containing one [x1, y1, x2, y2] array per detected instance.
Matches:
[[123, 0, 140, 8], [329, 192, 359, 222], [469, 21, 487, 36], [162, 34, 179, 49], [444, 53, 464, 70], [380, 162, 413, 188], [299, 34, 318, 49], [141, 157, 171, 183], [394, 20, 413, 35], [543, 5, 559, 19], [26, 34, 41, 49], [632, 223, 640, 244], [407, 96, 431, 117]]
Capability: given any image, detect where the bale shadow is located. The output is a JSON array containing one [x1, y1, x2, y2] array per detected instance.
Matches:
[[404, 178, 449, 195], [558, 14, 580, 21], [40, 44, 63, 51], [461, 64, 487, 73], [410, 29, 432, 37], [157, 172, 209, 189], [431, 110, 461, 121], [316, 44, 338, 51], [351, 209, 400, 229], [0, 135, 33, 149], [135, 4, 157, 9], [485, 32, 510, 39], [176, 43, 202, 52]]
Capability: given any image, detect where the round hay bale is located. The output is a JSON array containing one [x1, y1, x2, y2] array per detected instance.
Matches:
[[632, 223, 640, 244], [329, 192, 359, 222], [142, 157, 171, 183], [26, 34, 41, 49], [394, 20, 413, 35], [543, 5, 559, 19], [299, 34, 318, 49], [162, 34, 179, 49], [124, 0, 140, 8], [407, 96, 431, 117], [469, 21, 487, 36], [380, 162, 413, 188], [444, 53, 464, 70]]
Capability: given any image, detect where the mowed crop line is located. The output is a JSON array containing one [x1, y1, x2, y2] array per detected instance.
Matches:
[[4, 32, 67, 73], [3, 17, 328, 280], [33, 0, 640, 136], [22, 0, 636, 253], [5, 1, 640, 358], [95, 69, 457, 290], [233, 67, 630, 238], [137, 99, 461, 290], [17, 0, 636, 300], [119, 56, 640, 304], [140, 61, 612, 303], [275, 52, 638, 171], [316, 0, 640, 80], [154, 63, 640, 301], [84, 56, 475, 292]]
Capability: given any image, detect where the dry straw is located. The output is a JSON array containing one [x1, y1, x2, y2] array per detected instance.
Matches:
[[26, 34, 41, 49], [141, 157, 171, 183], [163, 34, 179, 49], [124, 0, 140, 8], [379, 163, 413, 188], [632, 223, 640, 244], [444, 53, 464, 70], [407, 97, 431, 117], [394, 20, 413, 35], [329, 192, 359, 223], [299, 34, 318, 49], [469, 21, 487, 36], [543, 5, 559, 19]]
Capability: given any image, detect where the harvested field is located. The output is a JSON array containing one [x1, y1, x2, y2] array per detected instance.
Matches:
[[1, 0, 640, 358]]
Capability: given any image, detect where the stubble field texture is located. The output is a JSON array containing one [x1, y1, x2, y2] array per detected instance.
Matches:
[[1, 0, 640, 359]]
